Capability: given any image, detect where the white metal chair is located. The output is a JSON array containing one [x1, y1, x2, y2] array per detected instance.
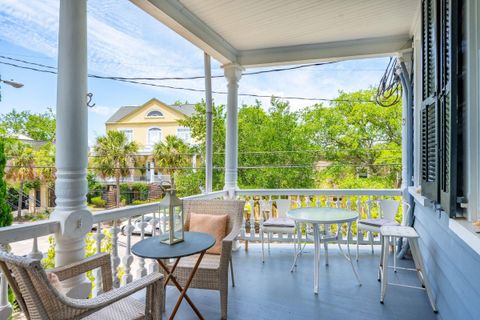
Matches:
[[260, 199, 297, 263], [356, 199, 403, 262]]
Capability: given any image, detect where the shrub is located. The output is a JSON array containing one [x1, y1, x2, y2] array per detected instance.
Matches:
[[0, 142, 12, 227], [131, 199, 151, 205], [91, 196, 106, 208]]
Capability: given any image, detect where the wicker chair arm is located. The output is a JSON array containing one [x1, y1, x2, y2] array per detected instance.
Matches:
[[220, 225, 241, 270], [49, 252, 113, 291], [61, 272, 164, 311]]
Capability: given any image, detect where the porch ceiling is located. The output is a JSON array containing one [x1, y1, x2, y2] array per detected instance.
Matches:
[[132, 0, 419, 67]]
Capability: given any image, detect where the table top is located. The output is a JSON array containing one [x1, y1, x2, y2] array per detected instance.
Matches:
[[287, 207, 358, 224], [131, 231, 215, 260]]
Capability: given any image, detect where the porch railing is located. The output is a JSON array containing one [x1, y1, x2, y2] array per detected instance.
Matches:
[[0, 188, 402, 319], [235, 189, 403, 244]]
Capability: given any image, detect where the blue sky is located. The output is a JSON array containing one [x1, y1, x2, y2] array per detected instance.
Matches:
[[0, 0, 389, 145]]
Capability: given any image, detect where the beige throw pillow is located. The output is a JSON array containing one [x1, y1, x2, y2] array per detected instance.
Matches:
[[189, 213, 228, 255]]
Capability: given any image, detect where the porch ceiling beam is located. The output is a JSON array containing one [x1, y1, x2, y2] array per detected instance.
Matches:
[[131, 0, 237, 64], [237, 35, 413, 68]]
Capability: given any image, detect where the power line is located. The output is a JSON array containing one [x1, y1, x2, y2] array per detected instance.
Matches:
[[5, 163, 401, 170], [0, 55, 336, 80], [5, 148, 402, 159], [0, 55, 377, 103]]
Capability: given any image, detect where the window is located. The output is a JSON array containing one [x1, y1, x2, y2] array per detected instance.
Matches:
[[148, 128, 162, 145], [176, 127, 191, 143], [146, 110, 164, 118], [420, 0, 465, 217], [119, 129, 133, 143]]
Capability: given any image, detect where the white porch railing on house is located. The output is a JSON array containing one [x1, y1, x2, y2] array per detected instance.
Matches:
[[0, 190, 228, 319], [0, 188, 402, 319], [236, 189, 403, 245]]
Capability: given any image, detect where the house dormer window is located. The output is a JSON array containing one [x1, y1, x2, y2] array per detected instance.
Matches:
[[146, 110, 164, 118]]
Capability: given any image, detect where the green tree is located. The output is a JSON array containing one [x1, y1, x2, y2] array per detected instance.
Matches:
[[302, 89, 402, 188], [35, 142, 56, 186], [92, 131, 138, 207], [237, 99, 317, 189], [0, 142, 13, 227], [5, 142, 35, 219], [178, 101, 226, 191], [153, 135, 191, 183], [0, 109, 56, 141]]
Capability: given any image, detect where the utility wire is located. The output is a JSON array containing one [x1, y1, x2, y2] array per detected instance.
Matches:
[[5, 163, 401, 170], [0, 55, 336, 80], [0, 56, 377, 103]]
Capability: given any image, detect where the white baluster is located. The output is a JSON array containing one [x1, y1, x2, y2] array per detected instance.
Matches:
[[316, 195, 321, 207], [356, 196, 363, 244], [296, 195, 301, 208], [93, 223, 105, 296], [326, 196, 331, 208], [366, 196, 374, 249], [137, 214, 147, 278], [336, 197, 341, 208], [28, 237, 43, 260], [346, 196, 352, 210], [149, 212, 159, 273], [306, 195, 311, 208], [0, 271, 12, 320], [250, 199, 256, 241], [111, 220, 121, 288], [240, 203, 247, 240], [366, 196, 373, 219], [122, 218, 134, 284]]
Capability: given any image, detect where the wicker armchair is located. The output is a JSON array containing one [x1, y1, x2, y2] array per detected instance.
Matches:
[[0, 251, 164, 320], [167, 199, 244, 320]]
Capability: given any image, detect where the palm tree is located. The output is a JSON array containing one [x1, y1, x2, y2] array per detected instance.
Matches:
[[5, 142, 35, 219], [92, 131, 138, 207], [35, 142, 56, 185], [153, 135, 191, 184], [133, 155, 149, 181]]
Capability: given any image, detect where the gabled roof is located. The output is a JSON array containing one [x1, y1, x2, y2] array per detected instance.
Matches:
[[106, 100, 195, 123]]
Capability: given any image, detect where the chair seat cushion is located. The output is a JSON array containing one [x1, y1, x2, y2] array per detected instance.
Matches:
[[359, 218, 399, 228], [84, 296, 145, 320], [262, 217, 296, 228], [172, 253, 221, 270], [189, 212, 228, 255]]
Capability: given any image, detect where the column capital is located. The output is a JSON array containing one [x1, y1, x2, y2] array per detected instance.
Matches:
[[223, 63, 243, 82]]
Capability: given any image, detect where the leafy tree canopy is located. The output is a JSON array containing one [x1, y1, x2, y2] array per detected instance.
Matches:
[[0, 108, 56, 142]]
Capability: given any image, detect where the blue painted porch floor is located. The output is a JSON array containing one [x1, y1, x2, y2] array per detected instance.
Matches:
[[139, 243, 439, 320]]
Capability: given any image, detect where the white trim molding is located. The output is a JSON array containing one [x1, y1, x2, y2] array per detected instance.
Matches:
[[449, 218, 480, 255]]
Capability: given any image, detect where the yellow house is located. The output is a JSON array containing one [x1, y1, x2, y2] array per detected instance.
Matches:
[[105, 98, 195, 154]]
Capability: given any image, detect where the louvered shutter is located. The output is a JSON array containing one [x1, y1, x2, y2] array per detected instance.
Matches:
[[439, 0, 459, 216], [421, 0, 439, 202]]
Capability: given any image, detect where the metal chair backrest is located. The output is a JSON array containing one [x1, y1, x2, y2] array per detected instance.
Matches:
[[378, 199, 400, 221], [275, 199, 291, 218]]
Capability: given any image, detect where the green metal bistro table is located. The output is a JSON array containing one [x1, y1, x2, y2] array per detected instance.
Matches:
[[287, 207, 361, 294], [132, 231, 215, 320]]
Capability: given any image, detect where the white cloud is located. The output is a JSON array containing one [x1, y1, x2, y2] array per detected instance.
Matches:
[[0, 0, 389, 115], [88, 105, 116, 117]]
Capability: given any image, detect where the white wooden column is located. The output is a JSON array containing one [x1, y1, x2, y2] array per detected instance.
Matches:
[[204, 53, 213, 193], [223, 64, 243, 195], [50, 0, 93, 298]]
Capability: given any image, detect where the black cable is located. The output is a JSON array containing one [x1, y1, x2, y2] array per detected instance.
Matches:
[[0, 59, 376, 103], [0, 55, 336, 81]]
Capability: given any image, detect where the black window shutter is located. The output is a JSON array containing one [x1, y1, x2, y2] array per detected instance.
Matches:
[[439, 0, 459, 216], [421, 0, 439, 202]]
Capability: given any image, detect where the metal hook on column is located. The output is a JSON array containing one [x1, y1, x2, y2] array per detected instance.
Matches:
[[86, 92, 96, 108]]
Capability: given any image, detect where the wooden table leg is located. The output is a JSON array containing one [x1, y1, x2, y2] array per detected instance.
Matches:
[[157, 252, 207, 320]]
